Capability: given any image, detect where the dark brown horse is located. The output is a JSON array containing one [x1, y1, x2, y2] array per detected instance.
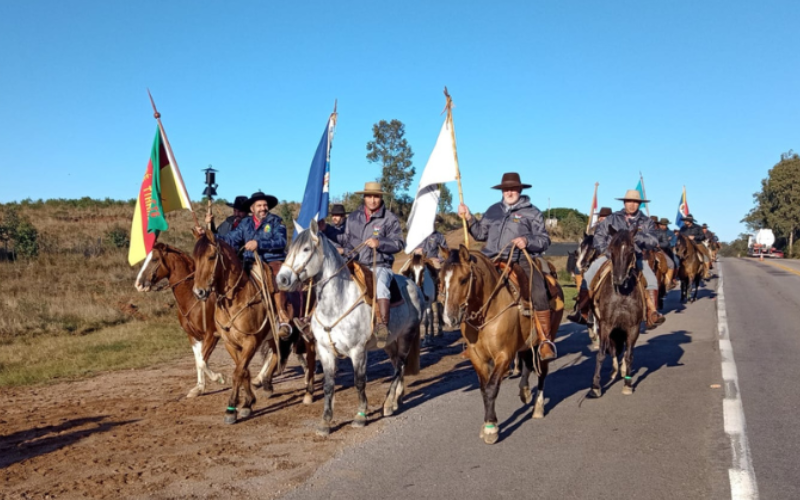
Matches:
[[192, 230, 315, 424], [439, 245, 562, 444], [644, 248, 670, 310], [135, 242, 224, 398], [675, 233, 704, 303], [589, 227, 646, 397]]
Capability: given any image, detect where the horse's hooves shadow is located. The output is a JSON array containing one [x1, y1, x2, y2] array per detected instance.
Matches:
[[498, 402, 533, 442]]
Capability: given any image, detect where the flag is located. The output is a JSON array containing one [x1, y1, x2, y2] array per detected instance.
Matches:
[[635, 178, 648, 210], [675, 186, 690, 228], [128, 126, 192, 266], [404, 118, 458, 253], [295, 114, 336, 236]]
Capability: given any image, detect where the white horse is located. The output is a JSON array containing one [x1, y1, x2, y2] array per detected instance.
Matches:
[[400, 254, 440, 346], [276, 220, 424, 436]]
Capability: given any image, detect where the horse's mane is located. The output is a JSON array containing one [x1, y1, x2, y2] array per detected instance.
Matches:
[[194, 234, 243, 271], [155, 242, 194, 267]]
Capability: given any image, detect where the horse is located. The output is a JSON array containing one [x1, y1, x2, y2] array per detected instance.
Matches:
[[192, 229, 316, 424], [400, 254, 441, 346], [134, 242, 225, 398], [588, 227, 646, 397], [275, 220, 423, 437], [675, 233, 704, 303], [439, 245, 562, 444], [644, 248, 670, 310]]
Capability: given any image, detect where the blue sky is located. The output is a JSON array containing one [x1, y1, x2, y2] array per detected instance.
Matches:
[[1, 0, 797, 241]]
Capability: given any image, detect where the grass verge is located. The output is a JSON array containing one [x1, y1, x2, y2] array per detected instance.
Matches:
[[0, 321, 190, 387]]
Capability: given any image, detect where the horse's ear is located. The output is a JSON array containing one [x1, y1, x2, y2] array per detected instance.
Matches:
[[458, 244, 470, 263], [439, 245, 449, 262], [192, 227, 202, 240], [206, 229, 216, 244], [309, 219, 319, 242]]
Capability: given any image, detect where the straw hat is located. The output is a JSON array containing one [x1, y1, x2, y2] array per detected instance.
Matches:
[[491, 172, 531, 190], [355, 182, 386, 196], [616, 189, 650, 203]]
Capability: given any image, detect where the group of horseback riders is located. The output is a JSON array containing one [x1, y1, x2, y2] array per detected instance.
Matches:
[[199, 171, 717, 363]]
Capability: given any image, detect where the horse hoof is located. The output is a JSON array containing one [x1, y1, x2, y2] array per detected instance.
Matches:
[[252, 379, 263, 389], [481, 425, 499, 445], [352, 414, 367, 428], [186, 387, 203, 398], [316, 424, 331, 437], [532, 406, 545, 419], [224, 412, 237, 425], [262, 387, 274, 399], [383, 405, 394, 417], [519, 388, 532, 405], [303, 393, 314, 405], [238, 407, 252, 419], [216, 375, 226, 385], [589, 388, 602, 398], [622, 386, 633, 396]]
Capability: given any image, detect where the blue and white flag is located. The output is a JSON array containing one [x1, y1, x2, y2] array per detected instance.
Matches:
[[635, 178, 648, 211], [295, 114, 336, 237], [675, 186, 689, 228]]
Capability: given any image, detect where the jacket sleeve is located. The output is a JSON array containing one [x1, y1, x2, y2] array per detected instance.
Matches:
[[593, 219, 610, 254], [377, 214, 404, 254], [436, 231, 449, 250], [525, 209, 550, 254], [468, 213, 489, 241], [635, 217, 659, 251], [258, 218, 287, 252], [219, 222, 245, 250], [694, 228, 706, 242]]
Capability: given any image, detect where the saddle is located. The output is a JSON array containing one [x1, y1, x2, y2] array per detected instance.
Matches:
[[495, 258, 564, 312], [589, 260, 648, 311], [347, 261, 405, 308]]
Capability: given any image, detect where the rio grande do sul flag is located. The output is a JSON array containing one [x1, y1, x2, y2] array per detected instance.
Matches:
[[128, 127, 192, 265], [675, 186, 690, 228]]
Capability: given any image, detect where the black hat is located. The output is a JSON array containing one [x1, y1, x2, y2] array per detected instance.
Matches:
[[330, 204, 347, 216], [683, 214, 696, 223], [227, 195, 250, 213], [492, 172, 532, 190], [248, 191, 278, 210], [702, 223, 708, 229], [597, 207, 613, 217]]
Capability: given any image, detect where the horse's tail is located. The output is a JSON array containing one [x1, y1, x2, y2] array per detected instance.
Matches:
[[406, 329, 421, 376]]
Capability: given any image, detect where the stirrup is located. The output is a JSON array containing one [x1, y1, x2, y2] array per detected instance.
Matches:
[[538, 340, 557, 360], [293, 317, 313, 342], [278, 323, 293, 340]]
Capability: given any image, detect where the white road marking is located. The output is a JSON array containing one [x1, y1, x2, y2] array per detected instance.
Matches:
[[717, 262, 759, 499]]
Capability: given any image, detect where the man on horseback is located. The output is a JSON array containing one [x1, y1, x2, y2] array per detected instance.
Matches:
[[215, 191, 295, 338], [568, 189, 666, 329], [457, 172, 557, 361], [343, 182, 405, 340], [205, 195, 250, 237], [319, 203, 348, 254], [656, 217, 678, 287], [413, 216, 449, 266], [680, 214, 712, 274]]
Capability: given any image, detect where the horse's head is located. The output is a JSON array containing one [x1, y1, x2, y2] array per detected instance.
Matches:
[[439, 245, 475, 329], [135, 243, 170, 292], [402, 254, 426, 288], [192, 229, 235, 301], [608, 226, 637, 287], [576, 232, 595, 272], [276, 219, 326, 292]]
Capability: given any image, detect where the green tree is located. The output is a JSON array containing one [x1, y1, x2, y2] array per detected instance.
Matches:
[[438, 184, 454, 214], [719, 234, 750, 257], [742, 151, 800, 256], [366, 119, 415, 212]]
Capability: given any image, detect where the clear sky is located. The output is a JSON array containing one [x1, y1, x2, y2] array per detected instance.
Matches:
[[1, 0, 797, 241]]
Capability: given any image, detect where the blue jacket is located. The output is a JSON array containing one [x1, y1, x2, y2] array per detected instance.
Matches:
[[322, 219, 347, 249], [343, 203, 404, 268], [219, 213, 287, 263]]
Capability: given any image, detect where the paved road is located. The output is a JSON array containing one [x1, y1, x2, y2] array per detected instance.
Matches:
[[723, 257, 800, 499], [282, 270, 732, 499]]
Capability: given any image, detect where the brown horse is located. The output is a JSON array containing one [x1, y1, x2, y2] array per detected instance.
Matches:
[[135, 242, 224, 398], [675, 233, 704, 303], [589, 227, 646, 397], [192, 230, 315, 424], [644, 248, 670, 310], [439, 245, 562, 444]]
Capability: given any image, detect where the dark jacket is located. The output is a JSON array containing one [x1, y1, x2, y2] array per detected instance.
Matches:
[[219, 213, 287, 263], [215, 215, 241, 237], [415, 231, 448, 261], [655, 227, 675, 250], [343, 204, 404, 269], [469, 195, 550, 260], [680, 224, 705, 242], [322, 219, 347, 249], [593, 209, 658, 255]]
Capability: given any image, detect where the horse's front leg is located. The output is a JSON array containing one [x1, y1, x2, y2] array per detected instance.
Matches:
[[591, 327, 607, 398], [533, 353, 550, 419], [517, 349, 533, 405], [352, 347, 369, 427], [382, 340, 405, 417], [223, 341, 242, 424], [187, 337, 208, 398], [622, 326, 637, 395], [236, 334, 261, 420], [480, 351, 511, 444], [303, 341, 316, 405], [253, 339, 278, 398], [317, 348, 337, 436], [200, 333, 224, 386], [468, 348, 492, 442]]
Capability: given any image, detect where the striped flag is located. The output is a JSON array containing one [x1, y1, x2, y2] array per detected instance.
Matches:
[[295, 111, 337, 236], [128, 127, 192, 265], [675, 186, 690, 228]]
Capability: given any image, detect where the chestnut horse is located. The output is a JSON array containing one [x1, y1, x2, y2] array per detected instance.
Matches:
[[192, 230, 315, 424], [400, 254, 441, 346], [589, 228, 646, 397], [439, 245, 562, 444], [135, 242, 224, 398], [644, 248, 670, 310], [675, 233, 704, 303]]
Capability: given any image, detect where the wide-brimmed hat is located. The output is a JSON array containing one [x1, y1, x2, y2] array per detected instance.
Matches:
[[702, 223, 708, 229], [597, 207, 612, 217], [682, 214, 696, 223], [616, 189, 650, 203], [355, 181, 386, 196], [227, 195, 250, 213], [330, 204, 347, 216], [492, 172, 531, 190], [248, 191, 278, 210], [650, 215, 659, 223], [659, 218, 671, 225]]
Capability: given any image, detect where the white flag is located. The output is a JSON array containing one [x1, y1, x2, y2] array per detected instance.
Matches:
[[404, 118, 458, 253]]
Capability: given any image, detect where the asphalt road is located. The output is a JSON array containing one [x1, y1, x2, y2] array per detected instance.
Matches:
[[722, 257, 800, 500], [282, 267, 735, 500]]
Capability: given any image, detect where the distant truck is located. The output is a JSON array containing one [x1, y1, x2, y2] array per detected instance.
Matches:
[[747, 229, 783, 258]]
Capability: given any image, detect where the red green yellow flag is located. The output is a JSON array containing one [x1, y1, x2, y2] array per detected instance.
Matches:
[[128, 127, 192, 265]]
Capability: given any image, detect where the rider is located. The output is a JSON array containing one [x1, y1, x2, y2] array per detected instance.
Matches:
[[343, 182, 404, 340], [568, 189, 666, 329], [413, 216, 449, 266], [457, 172, 557, 361], [656, 217, 677, 288], [319, 203, 348, 254], [207, 195, 250, 237], [213, 191, 294, 339], [680, 214, 712, 272], [573, 207, 612, 290]]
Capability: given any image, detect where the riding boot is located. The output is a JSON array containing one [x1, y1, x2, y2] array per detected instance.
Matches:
[[646, 290, 666, 330], [373, 298, 391, 343], [534, 310, 557, 361], [567, 288, 591, 325], [272, 291, 293, 340], [665, 268, 675, 290]]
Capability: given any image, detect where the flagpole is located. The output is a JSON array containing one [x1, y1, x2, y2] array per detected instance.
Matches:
[[639, 171, 650, 217], [444, 87, 469, 246], [147, 89, 200, 228], [586, 182, 599, 233]]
